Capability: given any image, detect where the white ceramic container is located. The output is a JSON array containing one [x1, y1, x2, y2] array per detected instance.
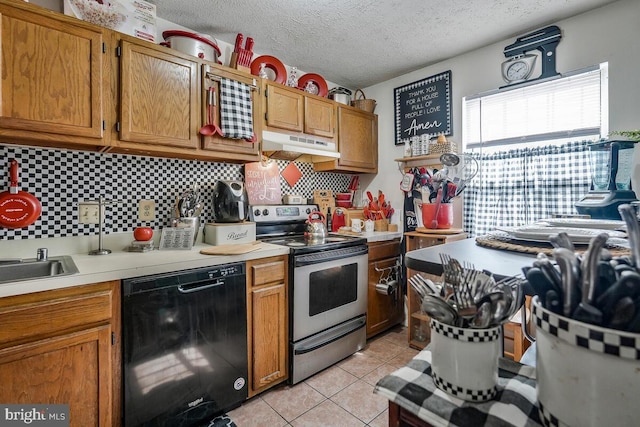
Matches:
[[204, 221, 256, 246], [430, 318, 501, 402], [532, 296, 640, 427], [162, 30, 221, 63]]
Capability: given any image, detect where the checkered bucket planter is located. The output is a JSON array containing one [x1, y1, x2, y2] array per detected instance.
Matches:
[[429, 318, 501, 402], [532, 296, 640, 427]]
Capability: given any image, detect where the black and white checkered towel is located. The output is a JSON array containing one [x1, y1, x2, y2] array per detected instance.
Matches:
[[220, 78, 254, 141], [374, 350, 542, 427]]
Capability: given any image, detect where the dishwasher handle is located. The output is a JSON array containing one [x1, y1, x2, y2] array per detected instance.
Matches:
[[178, 279, 224, 293]]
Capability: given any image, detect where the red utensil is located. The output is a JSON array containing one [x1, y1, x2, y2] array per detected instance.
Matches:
[[430, 188, 443, 228], [0, 159, 42, 228]]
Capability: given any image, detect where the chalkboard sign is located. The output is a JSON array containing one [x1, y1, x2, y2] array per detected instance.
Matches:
[[394, 70, 452, 145]]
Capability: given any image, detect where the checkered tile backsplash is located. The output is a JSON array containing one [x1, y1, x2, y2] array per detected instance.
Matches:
[[0, 145, 352, 240]]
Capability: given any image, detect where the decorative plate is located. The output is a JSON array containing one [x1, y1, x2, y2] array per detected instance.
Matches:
[[297, 73, 328, 97], [250, 55, 287, 84]]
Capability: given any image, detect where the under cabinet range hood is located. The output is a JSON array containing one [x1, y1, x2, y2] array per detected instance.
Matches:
[[261, 130, 340, 161]]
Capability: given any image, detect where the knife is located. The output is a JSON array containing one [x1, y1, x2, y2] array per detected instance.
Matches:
[[245, 37, 254, 66], [234, 33, 243, 52]]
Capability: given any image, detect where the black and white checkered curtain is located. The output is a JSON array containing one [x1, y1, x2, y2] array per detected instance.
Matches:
[[463, 141, 592, 237]]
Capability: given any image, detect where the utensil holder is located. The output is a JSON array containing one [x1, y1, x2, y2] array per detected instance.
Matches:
[[373, 218, 388, 231], [532, 296, 640, 427], [430, 319, 501, 402], [422, 203, 453, 229]]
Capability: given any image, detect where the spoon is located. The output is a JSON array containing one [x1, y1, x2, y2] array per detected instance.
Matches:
[[573, 233, 608, 325], [470, 301, 492, 328], [430, 188, 443, 228], [553, 248, 580, 318], [422, 294, 458, 326], [199, 87, 223, 137], [608, 296, 635, 330]]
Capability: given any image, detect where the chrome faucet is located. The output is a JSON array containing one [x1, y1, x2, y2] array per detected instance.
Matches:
[[36, 248, 48, 262]]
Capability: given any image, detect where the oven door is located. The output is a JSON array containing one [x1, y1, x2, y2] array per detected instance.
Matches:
[[292, 245, 368, 342]]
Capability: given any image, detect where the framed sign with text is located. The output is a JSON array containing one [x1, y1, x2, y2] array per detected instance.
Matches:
[[394, 70, 452, 145]]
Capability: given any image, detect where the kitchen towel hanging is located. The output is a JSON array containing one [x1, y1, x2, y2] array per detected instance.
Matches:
[[220, 78, 255, 141]]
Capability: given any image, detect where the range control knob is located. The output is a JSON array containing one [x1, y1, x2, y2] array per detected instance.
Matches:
[[262, 209, 270, 216], [305, 208, 312, 214], [253, 209, 261, 216]]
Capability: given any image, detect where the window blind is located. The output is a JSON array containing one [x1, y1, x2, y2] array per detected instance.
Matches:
[[463, 65, 607, 149]]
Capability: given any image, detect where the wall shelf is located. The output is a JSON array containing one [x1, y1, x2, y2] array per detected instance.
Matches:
[[394, 154, 441, 163]]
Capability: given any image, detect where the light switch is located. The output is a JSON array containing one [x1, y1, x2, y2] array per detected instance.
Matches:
[[138, 199, 156, 221]]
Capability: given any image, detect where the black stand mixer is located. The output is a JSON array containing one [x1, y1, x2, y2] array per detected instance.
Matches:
[[575, 140, 637, 219], [501, 25, 562, 88]]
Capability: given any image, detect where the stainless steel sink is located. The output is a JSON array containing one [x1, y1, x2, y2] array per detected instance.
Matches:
[[0, 256, 79, 284]]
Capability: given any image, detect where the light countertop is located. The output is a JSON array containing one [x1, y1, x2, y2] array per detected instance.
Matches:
[[0, 230, 402, 298]]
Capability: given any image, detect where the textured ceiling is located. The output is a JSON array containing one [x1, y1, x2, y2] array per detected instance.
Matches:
[[151, 0, 618, 89]]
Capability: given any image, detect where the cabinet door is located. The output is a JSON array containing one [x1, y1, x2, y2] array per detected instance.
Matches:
[[0, 280, 120, 426], [201, 64, 260, 161], [304, 96, 335, 139], [0, 3, 107, 145], [337, 107, 378, 171], [264, 83, 303, 132], [251, 283, 287, 390], [314, 105, 378, 173], [119, 39, 199, 149], [248, 257, 288, 397], [0, 326, 112, 427]]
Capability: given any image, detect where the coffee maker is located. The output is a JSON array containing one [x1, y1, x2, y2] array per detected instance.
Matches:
[[575, 140, 637, 219]]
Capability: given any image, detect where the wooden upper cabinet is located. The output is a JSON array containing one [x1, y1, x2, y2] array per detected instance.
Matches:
[[264, 82, 304, 132], [200, 64, 261, 162], [0, 2, 107, 147], [304, 96, 335, 139], [118, 38, 199, 149], [315, 105, 378, 173], [263, 82, 336, 140]]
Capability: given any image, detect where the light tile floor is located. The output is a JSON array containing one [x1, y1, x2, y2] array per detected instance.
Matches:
[[228, 325, 417, 426]]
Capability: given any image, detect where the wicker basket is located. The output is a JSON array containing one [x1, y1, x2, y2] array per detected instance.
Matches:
[[429, 135, 458, 154], [351, 89, 376, 113]]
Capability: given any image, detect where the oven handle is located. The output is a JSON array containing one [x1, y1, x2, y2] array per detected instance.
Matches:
[[178, 280, 224, 293], [294, 317, 366, 355], [294, 245, 368, 266]]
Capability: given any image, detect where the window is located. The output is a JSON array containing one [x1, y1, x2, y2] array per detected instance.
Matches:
[[463, 63, 608, 151], [461, 64, 608, 237]]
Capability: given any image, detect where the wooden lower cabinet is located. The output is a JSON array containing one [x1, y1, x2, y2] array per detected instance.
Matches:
[[404, 231, 467, 349], [247, 256, 288, 397], [0, 281, 120, 427], [367, 238, 403, 338]]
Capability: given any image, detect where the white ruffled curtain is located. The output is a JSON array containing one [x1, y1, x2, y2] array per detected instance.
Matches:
[[463, 141, 592, 237]]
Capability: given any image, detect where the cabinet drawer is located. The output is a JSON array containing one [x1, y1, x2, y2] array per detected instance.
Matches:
[[0, 283, 115, 347], [368, 239, 401, 261], [251, 259, 286, 287]]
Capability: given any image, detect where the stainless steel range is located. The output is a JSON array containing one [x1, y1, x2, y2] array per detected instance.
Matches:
[[250, 204, 368, 384]]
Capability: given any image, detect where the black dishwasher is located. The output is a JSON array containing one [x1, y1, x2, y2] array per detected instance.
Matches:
[[122, 262, 247, 427]]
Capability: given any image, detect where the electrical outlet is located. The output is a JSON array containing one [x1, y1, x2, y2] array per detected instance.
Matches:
[[138, 199, 156, 221], [78, 203, 101, 224]]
